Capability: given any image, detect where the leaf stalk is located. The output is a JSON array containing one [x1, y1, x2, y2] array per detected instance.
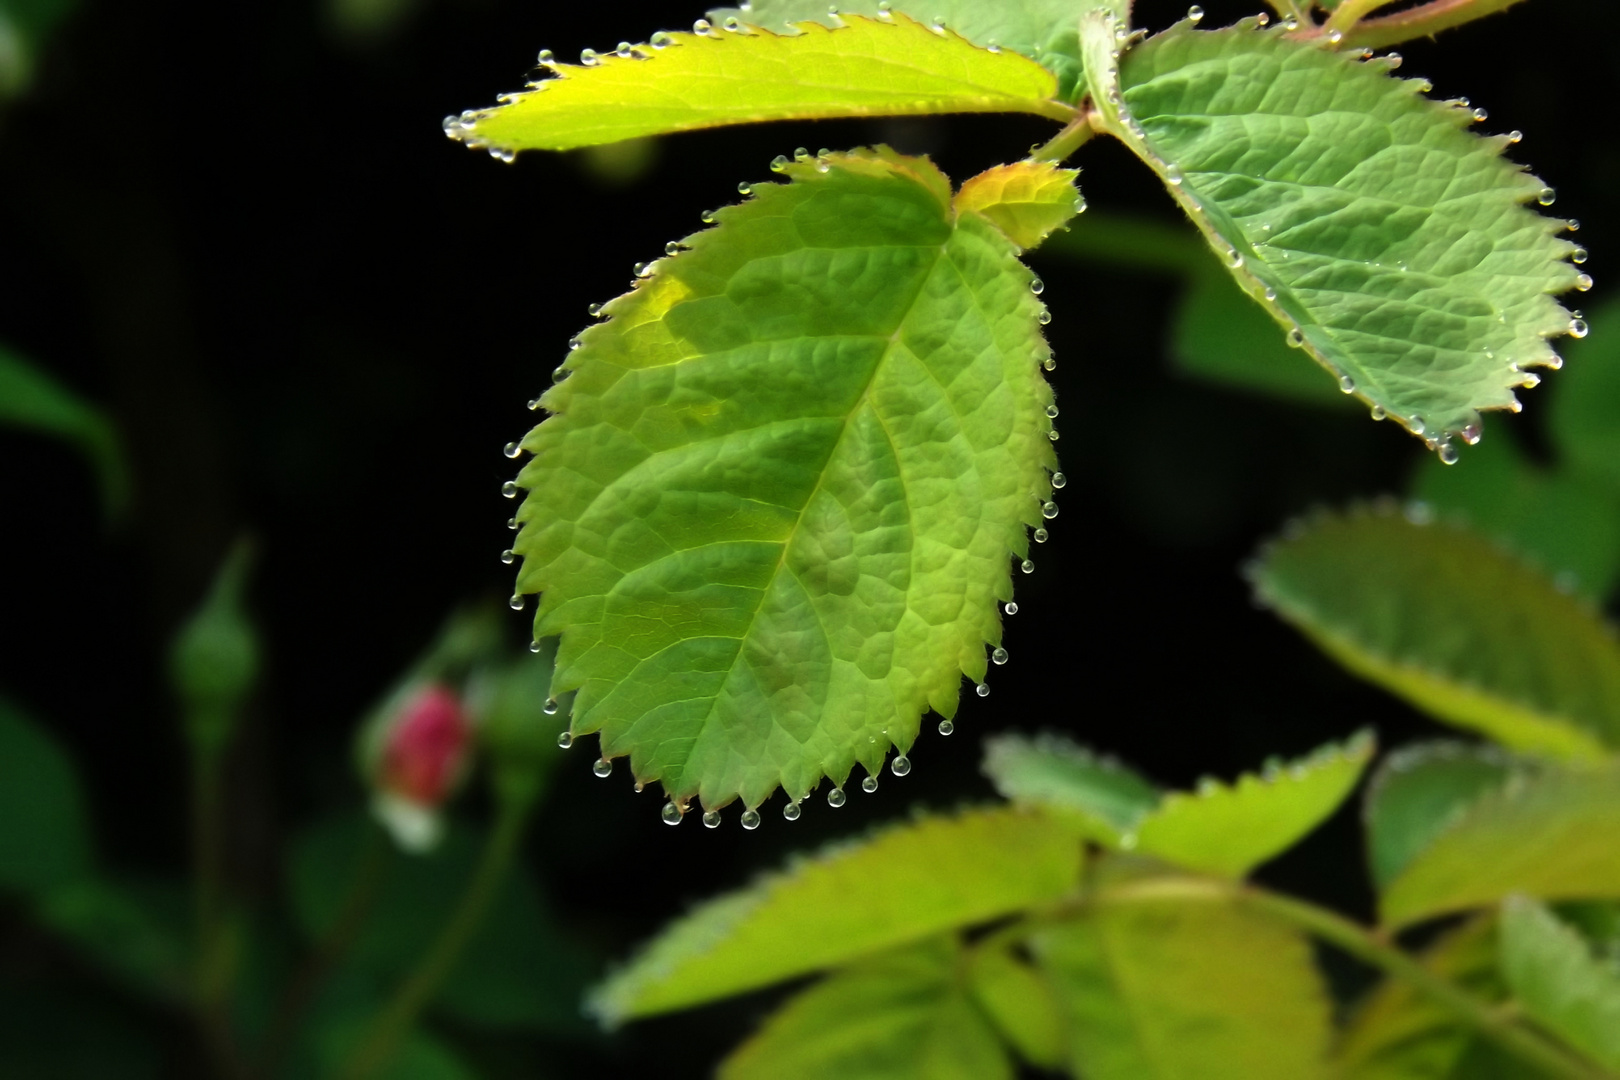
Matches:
[[1306, 0, 1531, 49], [1028, 113, 1096, 164]]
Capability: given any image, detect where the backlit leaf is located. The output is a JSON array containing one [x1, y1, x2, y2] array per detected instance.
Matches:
[[1499, 896, 1620, 1069], [981, 732, 1160, 843], [1250, 504, 1620, 761], [454, 16, 1071, 154], [718, 936, 1013, 1080], [1083, 15, 1581, 449], [587, 806, 1084, 1024], [1363, 742, 1520, 890], [1132, 731, 1374, 878], [1380, 761, 1620, 928], [1031, 868, 1334, 1079], [514, 148, 1069, 809]]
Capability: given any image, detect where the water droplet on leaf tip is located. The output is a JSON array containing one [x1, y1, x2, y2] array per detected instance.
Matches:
[[862, 775, 879, 793], [509, 594, 525, 610], [976, 682, 990, 697], [992, 647, 1009, 665], [1046, 429, 1059, 441], [938, 719, 954, 735], [1438, 442, 1459, 465], [1021, 559, 1035, 574], [1410, 415, 1427, 435], [703, 809, 721, 828], [1570, 319, 1590, 338], [1030, 277, 1045, 295], [1264, 287, 1277, 301], [527, 398, 540, 410], [502, 481, 519, 498], [1045, 404, 1059, 418], [593, 758, 613, 778], [827, 787, 846, 807], [738, 181, 752, 195], [1286, 329, 1304, 348], [1573, 247, 1588, 265], [1038, 309, 1052, 325], [1339, 375, 1355, 394], [556, 730, 572, 748], [1042, 501, 1059, 519], [1568, 219, 1581, 232], [529, 639, 543, 653], [580, 48, 599, 65], [617, 41, 634, 57], [1576, 273, 1593, 292], [1187, 5, 1203, 21], [723, 16, 742, 31], [1539, 187, 1557, 206], [537, 49, 554, 63], [701, 209, 717, 224], [794, 146, 810, 161], [1370, 405, 1386, 421], [783, 801, 801, 820], [500, 549, 515, 564], [1472, 107, 1488, 122], [1004, 601, 1018, 615], [1462, 423, 1482, 445], [545, 699, 561, 716], [891, 755, 911, 777], [770, 154, 789, 172], [650, 31, 672, 48], [1327, 29, 1343, 43], [693, 18, 712, 34], [740, 808, 760, 829], [1043, 358, 1056, 371], [662, 802, 683, 825], [588, 302, 604, 316], [1034, 528, 1048, 543]]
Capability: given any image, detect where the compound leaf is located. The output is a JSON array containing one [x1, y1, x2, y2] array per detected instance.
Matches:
[[1083, 15, 1581, 449], [1499, 896, 1620, 1069], [1363, 742, 1520, 890], [1031, 870, 1334, 1079], [1380, 761, 1620, 928], [453, 15, 1071, 154], [718, 936, 1013, 1080], [981, 732, 1160, 843], [706, 0, 1127, 100], [514, 148, 1068, 810], [587, 806, 1085, 1025], [1250, 505, 1620, 761], [1132, 731, 1374, 878]]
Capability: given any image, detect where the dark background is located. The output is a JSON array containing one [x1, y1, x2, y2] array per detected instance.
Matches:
[[0, 0, 1614, 1074]]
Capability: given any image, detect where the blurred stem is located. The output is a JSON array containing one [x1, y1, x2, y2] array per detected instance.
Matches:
[[191, 747, 248, 1080], [1028, 113, 1096, 164], [261, 822, 391, 1078], [341, 799, 530, 1080], [1091, 878, 1617, 1080]]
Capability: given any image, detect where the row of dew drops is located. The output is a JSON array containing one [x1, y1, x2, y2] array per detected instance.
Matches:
[[490, 145, 1070, 827], [1105, 10, 1595, 465]]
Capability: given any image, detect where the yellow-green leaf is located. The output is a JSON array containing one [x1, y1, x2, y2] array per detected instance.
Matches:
[[1499, 896, 1620, 1069], [1251, 504, 1620, 761], [965, 940, 1067, 1070], [587, 806, 1084, 1024], [452, 16, 1071, 154], [954, 161, 1084, 251]]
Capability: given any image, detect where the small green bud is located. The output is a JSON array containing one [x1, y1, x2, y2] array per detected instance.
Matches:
[[169, 542, 259, 755]]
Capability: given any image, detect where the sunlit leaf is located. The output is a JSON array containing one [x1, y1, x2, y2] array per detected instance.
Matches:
[[1031, 867, 1334, 1079], [719, 936, 1013, 1080], [1132, 731, 1374, 878], [1363, 741, 1520, 889], [515, 148, 1068, 809], [1250, 505, 1620, 761], [1410, 432, 1620, 601], [0, 697, 92, 897], [587, 806, 1084, 1024], [954, 161, 1083, 252], [1380, 761, 1620, 928], [1499, 896, 1620, 1068], [454, 16, 1071, 154], [1082, 15, 1580, 449], [981, 732, 1160, 843], [965, 940, 1066, 1070]]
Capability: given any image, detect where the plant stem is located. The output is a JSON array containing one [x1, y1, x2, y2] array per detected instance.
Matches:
[[1322, 0, 1389, 35], [1304, 0, 1530, 49], [1270, 0, 1314, 25], [190, 749, 250, 1080], [1093, 878, 1616, 1080], [262, 822, 391, 1077], [340, 801, 529, 1080], [1028, 113, 1096, 164]]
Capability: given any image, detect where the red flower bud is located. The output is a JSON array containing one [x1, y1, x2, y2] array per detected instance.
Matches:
[[378, 683, 470, 805]]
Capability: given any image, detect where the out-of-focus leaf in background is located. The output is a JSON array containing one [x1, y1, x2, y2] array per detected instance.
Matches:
[[0, 343, 127, 517]]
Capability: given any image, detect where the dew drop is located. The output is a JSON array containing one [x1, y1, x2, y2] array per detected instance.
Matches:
[[1020, 559, 1035, 574], [665, 241, 682, 256], [723, 16, 742, 31], [1286, 328, 1304, 348], [700, 209, 717, 225], [992, 647, 1009, 665], [861, 775, 879, 793], [556, 730, 572, 748], [1370, 405, 1386, 421], [703, 809, 721, 828], [1165, 164, 1183, 186], [782, 801, 801, 821], [1264, 287, 1277, 301], [1041, 501, 1059, 519], [1327, 28, 1343, 43], [508, 517, 518, 530], [891, 755, 911, 777], [1030, 276, 1045, 295], [527, 398, 541, 410], [1282, 15, 1299, 31], [1047, 430, 1059, 442], [1052, 471, 1067, 489], [1410, 415, 1427, 436], [1539, 187, 1557, 207], [1037, 308, 1052, 325], [1034, 527, 1048, 543], [737, 181, 753, 195], [1226, 248, 1244, 268], [503, 441, 521, 459], [1438, 442, 1459, 465], [938, 719, 954, 735], [509, 594, 525, 610], [828, 786, 847, 807], [529, 639, 543, 653], [976, 682, 990, 697], [1576, 273, 1594, 292], [1570, 318, 1590, 339], [1045, 404, 1059, 419], [616, 41, 633, 58], [502, 481, 519, 498], [662, 801, 684, 825], [1004, 601, 1018, 615], [770, 154, 790, 172], [1568, 219, 1582, 233], [593, 757, 613, 778], [1043, 357, 1056, 371], [537, 48, 554, 63], [1461, 423, 1482, 445], [740, 808, 761, 829], [1507, 129, 1523, 143], [580, 47, 599, 66], [693, 18, 712, 34], [545, 699, 561, 716], [1573, 247, 1588, 265], [650, 31, 672, 48], [500, 549, 515, 565], [1472, 106, 1488, 122], [588, 302, 604, 317], [1187, 5, 1203, 22], [631, 262, 648, 277], [1339, 375, 1356, 394]]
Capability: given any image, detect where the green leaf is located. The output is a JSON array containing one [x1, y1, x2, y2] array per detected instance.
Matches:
[[981, 732, 1161, 842], [965, 940, 1067, 1070], [1380, 761, 1620, 928], [718, 936, 1013, 1080], [169, 541, 261, 754], [454, 16, 1071, 155], [706, 0, 1126, 100], [0, 697, 93, 896], [288, 814, 591, 1033], [984, 732, 1374, 877], [1031, 869, 1334, 1079], [1549, 298, 1620, 497], [587, 806, 1085, 1024], [515, 147, 1068, 809], [1410, 431, 1620, 601], [0, 342, 128, 517], [1335, 915, 1529, 1080], [954, 161, 1084, 252], [1083, 15, 1581, 449], [1132, 731, 1375, 878], [1250, 505, 1620, 761], [1499, 896, 1620, 1069], [35, 878, 189, 1002], [1363, 742, 1519, 890], [475, 644, 567, 811]]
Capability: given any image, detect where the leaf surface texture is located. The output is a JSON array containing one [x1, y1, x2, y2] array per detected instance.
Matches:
[[513, 149, 1065, 808], [1499, 896, 1620, 1069]]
